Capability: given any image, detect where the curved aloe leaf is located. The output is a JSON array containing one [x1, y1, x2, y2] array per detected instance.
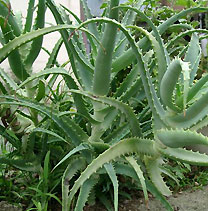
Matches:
[[24, 0, 46, 67], [184, 33, 201, 84], [160, 147, 208, 166], [0, 23, 99, 65], [166, 91, 208, 129], [146, 158, 172, 196], [0, 16, 29, 81], [0, 125, 20, 148], [156, 129, 208, 148], [0, 24, 72, 63], [111, 7, 208, 73], [0, 95, 88, 146], [118, 5, 169, 79], [0, 68, 23, 94], [53, 143, 90, 171], [158, 7, 208, 34], [104, 163, 118, 211], [167, 29, 208, 50], [23, 0, 35, 33], [32, 127, 68, 144], [92, 0, 119, 96], [18, 67, 72, 89], [160, 59, 185, 112], [114, 163, 173, 210], [75, 175, 99, 211], [68, 137, 157, 207], [71, 90, 142, 137], [126, 156, 148, 203], [0, 156, 41, 172], [62, 157, 86, 211]]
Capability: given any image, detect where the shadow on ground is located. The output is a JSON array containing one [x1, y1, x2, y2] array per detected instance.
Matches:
[[1, 186, 208, 211], [84, 185, 208, 211]]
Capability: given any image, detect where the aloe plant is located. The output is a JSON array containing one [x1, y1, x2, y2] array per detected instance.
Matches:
[[1, 0, 208, 210], [0, 0, 48, 131]]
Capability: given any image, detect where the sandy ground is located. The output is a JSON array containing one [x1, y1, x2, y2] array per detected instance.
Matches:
[[84, 186, 208, 211], [119, 186, 208, 211], [1, 186, 208, 211]]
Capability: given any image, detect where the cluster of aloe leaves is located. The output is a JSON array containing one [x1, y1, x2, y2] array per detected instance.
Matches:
[[0, 0, 208, 210]]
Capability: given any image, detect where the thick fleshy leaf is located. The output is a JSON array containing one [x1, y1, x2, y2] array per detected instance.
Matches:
[[156, 129, 208, 148]]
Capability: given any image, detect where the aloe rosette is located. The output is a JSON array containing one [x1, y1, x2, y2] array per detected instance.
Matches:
[[0, 0, 208, 210]]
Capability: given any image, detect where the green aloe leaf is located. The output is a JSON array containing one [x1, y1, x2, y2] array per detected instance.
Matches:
[[75, 175, 99, 211], [62, 157, 86, 211], [0, 95, 88, 146], [160, 59, 183, 112], [0, 125, 20, 148], [184, 33, 201, 84], [23, 0, 35, 33], [0, 68, 23, 95], [115, 163, 173, 210], [126, 156, 148, 203], [160, 147, 208, 166], [71, 90, 142, 137], [68, 137, 157, 207], [104, 163, 118, 211], [118, 5, 169, 80], [0, 156, 41, 172], [0, 16, 29, 81], [111, 7, 208, 73], [52, 143, 90, 171], [156, 129, 208, 148], [176, 74, 208, 109], [166, 91, 208, 129], [0, 24, 72, 63], [146, 158, 172, 197], [24, 0, 46, 67], [32, 127, 68, 144], [35, 80, 45, 102], [75, 17, 167, 129]]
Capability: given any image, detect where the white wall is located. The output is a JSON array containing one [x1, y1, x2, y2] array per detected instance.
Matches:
[[1, 0, 80, 73], [69, 1, 80, 20]]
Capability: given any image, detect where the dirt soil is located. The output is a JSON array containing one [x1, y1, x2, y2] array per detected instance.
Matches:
[[122, 186, 208, 211], [0, 201, 20, 211], [1, 186, 208, 211], [84, 185, 208, 211]]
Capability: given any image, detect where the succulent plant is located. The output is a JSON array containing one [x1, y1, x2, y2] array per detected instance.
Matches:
[[0, 0, 208, 210]]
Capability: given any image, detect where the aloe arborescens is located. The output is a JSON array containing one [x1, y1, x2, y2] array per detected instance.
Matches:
[[0, 0, 208, 210]]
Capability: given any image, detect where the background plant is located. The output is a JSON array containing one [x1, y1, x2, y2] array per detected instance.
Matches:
[[0, 0, 208, 211]]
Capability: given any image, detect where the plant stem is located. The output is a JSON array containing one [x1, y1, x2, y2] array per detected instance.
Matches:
[[92, 0, 119, 96]]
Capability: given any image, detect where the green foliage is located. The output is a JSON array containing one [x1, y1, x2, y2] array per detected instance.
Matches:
[[164, 161, 208, 191], [175, 0, 208, 8], [0, 0, 208, 211]]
